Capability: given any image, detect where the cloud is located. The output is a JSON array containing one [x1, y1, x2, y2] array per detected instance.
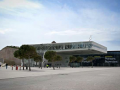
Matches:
[[0, 0, 42, 9], [0, 1, 120, 50], [0, 28, 13, 34], [45, 27, 120, 42], [0, 0, 44, 17]]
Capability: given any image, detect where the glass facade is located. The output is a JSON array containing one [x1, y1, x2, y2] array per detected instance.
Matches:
[[74, 51, 120, 66]]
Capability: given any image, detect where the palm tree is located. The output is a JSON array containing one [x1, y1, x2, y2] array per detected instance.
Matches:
[[76, 56, 83, 68], [69, 56, 76, 68], [86, 56, 94, 68]]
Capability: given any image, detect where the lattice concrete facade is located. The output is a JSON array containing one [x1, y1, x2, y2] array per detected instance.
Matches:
[[29, 41, 107, 67]]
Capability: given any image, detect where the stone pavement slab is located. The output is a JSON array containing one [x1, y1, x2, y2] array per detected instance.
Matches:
[[0, 66, 114, 79], [1, 67, 120, 90]]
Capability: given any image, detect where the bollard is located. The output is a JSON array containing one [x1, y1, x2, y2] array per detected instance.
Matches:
[[26, 66, 28, 70], [12, 65, 13, 70], [16, 65, 18, 70], [20, 66, 21, 70]]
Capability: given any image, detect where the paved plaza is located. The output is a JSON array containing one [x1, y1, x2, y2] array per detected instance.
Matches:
[[0, 66, 112, 79], [0, 67, 120, 90]]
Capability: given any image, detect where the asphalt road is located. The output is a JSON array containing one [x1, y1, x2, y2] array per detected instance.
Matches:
[[0, 68, 120, 90]]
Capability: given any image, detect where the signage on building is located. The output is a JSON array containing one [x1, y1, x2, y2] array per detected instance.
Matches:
[[105, 57, 118, 63], [105, 56, 113, 57], [94, 56, 101, 58]]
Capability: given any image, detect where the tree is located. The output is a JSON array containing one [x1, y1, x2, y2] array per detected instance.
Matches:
[[18, 45, 37, 71], [44, 51, 56, 70], [34, 55, 39, 66], [14, 50, 20, 58], [54, 55, 62, 68], [76, 56, 83, 68], [34, 55, 42, 69], [14, 49, 25, 70], [86, 56, 94, 68], [69, 56, 76, 68], [69, 56, 76, 63]]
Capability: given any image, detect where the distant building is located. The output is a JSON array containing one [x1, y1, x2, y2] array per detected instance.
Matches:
[[0, 58, 4, 65], [21, 41, 120, 67], [74, 51, 120, 66], [0, 46, 21, 65], [22, 41, 107, 67], [52, 41, 56, 43]]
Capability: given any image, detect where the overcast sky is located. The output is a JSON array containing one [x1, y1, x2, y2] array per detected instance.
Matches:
[[0, 0, 120, 50]]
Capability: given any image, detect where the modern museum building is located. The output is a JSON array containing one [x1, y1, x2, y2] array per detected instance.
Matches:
[[22, 41, 120, 67]]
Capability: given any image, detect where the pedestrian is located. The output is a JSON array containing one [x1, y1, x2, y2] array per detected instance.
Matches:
[[6, 63, 8, 69], [25, 64, 28, 70], [46, 64, 49, 68], [0, 63, 1, 68]]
